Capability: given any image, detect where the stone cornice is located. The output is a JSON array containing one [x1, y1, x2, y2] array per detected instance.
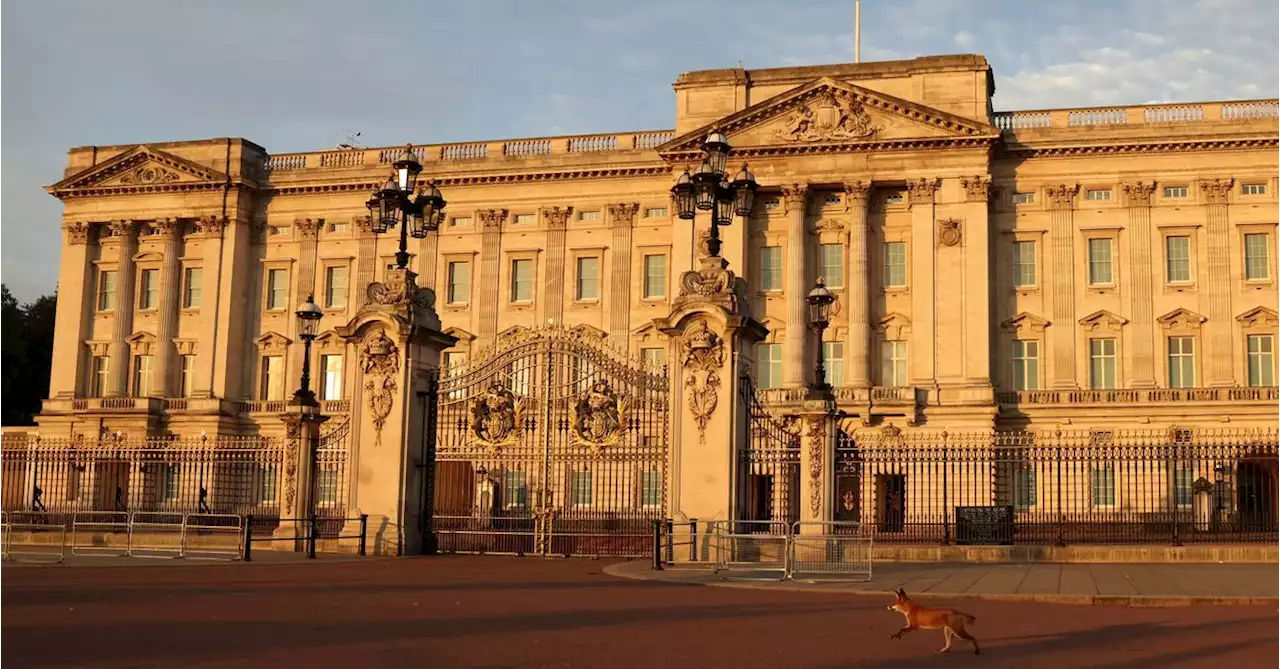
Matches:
[[264, 165, 672, 196], [661, 136, 997, 163], [1001, 137, 1277, 159]]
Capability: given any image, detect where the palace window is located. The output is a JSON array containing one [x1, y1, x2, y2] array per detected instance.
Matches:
[[1165, 236, 1192, 283], [1247, 335, 1275, 387], [822, 342, 845, 387], [570, 470, 593, 507], [260, 355, 284, 401], [1167, 336, 1196, 388], [180, 354, 196, 398], [1011, 192, 1035, 204], [161, 464, 181, 502], [883, 242, 907, 288], [90, 356, 110, 398], [321, 354, 343, 401], [1087, 238, 1114, 285], [256, 465, 277, 505], [1163, 186, 1189, 199], [510, 259, 533, 302], [1089, 338, 1117, 390], [579, 210, 601, 222], [183, 267, 202, 308], [327, 221, 349, 234], [757, 343, 783, 388], [642, 347, 666, 369], [1085, 189, 1111, 201], [1092, 465, 1117, 508], [324, 266, 348, 309], [266, 269, 288, 310], [514, 213, 536, 225], [1013, 241, 1037, 287], [1242, 183, 1267, 196], [576, 256, 599, 300], [1173, 466, 1195, 509], [761, 246, 783, 291], [880, 340, 908, 387], [504, 469, 528, 509], [643, 254, 667, 299], [449, 216, 472, 228], [644, 207, 668, 218], [1244, 233, 1270, 281], [1015, 466, 1037, 509], [640, 470, 662, 508], [132, 355, 154, 397], [884, 192, 905, 205], [1012, 340, 1039, 391], [819, 243, 844, 289], [97, 270, 118, 311], [316, 469, 339, 505], [138, 269, 158, 310], [447, 261, 470, 304]]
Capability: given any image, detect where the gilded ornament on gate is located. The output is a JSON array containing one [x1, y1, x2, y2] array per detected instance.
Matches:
[[569, 379, 629, 453], [470, 382, 524, 454]]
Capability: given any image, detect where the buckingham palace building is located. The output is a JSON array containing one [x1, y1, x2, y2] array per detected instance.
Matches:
[[6, 54, 1278, 556]]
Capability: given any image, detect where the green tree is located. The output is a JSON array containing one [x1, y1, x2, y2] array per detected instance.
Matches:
[[1, 284, 56, 425]]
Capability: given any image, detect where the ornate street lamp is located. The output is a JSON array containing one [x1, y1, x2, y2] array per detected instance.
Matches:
[[367, 144, 448, 270], [671, 132, 757, 258], [291, 295, 324, 407], [807, 277, 836, 390]]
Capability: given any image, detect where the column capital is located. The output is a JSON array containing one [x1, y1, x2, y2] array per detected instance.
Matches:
[[606, 202, 639, 229], [540, 206, 573, 230], [842, 180, 871, 208], [477, 208, 509, 230], [62, 221, 93, 245], [1122, 181, 1157, 207], [781, 183, 811, 215], [105, 219, 136, 240], [906, 178, 940, 208], [961, 175, 992, 203], [149, 217, 184, 238], [294, 217, 324, 240], [1046, 183, 1080, 210], [1200, 178, 1234, 204], [195, 215, 228, 238]]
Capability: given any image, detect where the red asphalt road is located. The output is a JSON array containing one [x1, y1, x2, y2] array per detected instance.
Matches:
[[3, 556, 1277, 669]]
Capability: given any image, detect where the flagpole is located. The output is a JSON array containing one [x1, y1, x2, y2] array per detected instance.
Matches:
[[855, 0, 861, 63]]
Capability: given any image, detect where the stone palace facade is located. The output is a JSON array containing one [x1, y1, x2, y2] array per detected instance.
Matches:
[[12, 54, 1279, 553]]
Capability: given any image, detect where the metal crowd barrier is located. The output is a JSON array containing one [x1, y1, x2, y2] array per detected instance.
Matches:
[[3, 512, 69, 564], [128, 512, 185, 559], [182, 514, 244, 561], [788, 521, 874, 582], [71, 512, 130, 557], [654, 520, 875, 582], [709, 520, 791, 581]]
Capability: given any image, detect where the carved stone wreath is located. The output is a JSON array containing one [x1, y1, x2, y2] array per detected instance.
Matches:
[[680, 320, 724, 445], [937, 218, 962, 247], [568, 379, 629, 455]]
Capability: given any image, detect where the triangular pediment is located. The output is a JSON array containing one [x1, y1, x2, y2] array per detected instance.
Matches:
[[1237, 306, 1279, 328], [1001, 312, 1050, 334], [875, 312, 913, 340], [254, 331, 293, 351], [1157, 308, 1207, 330], [567, 324, 608, 341], [659, 78, 998, 159], [443, 327, 476, 343], [47, 145, 228, 194], [1079, 309, 1128, 332]]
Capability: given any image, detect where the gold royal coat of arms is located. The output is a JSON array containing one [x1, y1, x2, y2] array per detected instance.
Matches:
[[569, 379, 629, 454], [469, 382, 524, 454]]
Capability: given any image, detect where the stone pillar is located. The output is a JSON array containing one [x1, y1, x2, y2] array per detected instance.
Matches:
[[781, 184, 810, 388], [1202, 179, 1236, 386], [293, 218, 322, 397], [543, 207, 569, 325], [106, 220, 137, 396], [1122, 182, 1158, 388], [48, 221, 95, 399], [844, 181, 871, 388], [280, 407, 328, 546], [607, 203, 638, 343], [1046, 184, 1080, 389], [653, 257, 766, 525], [476, 209, 508, 344], [961, 176, 994, 387], [417, 231, 439, 293], [906, 179, 939, 386], [355, 216, 379, 299], [798, 407, 836, 529], [192, 216, 227, 399], [152, 218, 184, 397]]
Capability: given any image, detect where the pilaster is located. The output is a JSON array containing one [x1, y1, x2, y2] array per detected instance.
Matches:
[[961, 176, 993, 387], [843, 181, 871, 388], [193, 216, 227, 398], [1123, 182, 1158, 388], [543, 207, 570, 325], [907, 178, 939, 386], [106, 220, 137, 396], [477, 209, 508, 344], [781, 183, 810, 388], [1201, 178, 1235, 386], [1046, 184, 1080, 389], [48, 221, 96, 399], [355, 215, 378, 301], [798, 407, 836, 527], [152, 218, 184, 397], [607, 203, 638, 342]]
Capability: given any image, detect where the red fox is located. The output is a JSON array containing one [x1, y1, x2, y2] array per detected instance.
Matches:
[[886, 589, 981, 655]]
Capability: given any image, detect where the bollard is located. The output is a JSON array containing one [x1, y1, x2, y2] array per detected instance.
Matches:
[[690, 518, 698, 562], [308, 515, 318, 559], [243, 515, 254, 562], [651, 520, 663, 571], [359, 514, 368, 556], [665, 519, 674, 564]]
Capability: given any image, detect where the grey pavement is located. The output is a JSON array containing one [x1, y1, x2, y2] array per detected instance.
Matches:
[[606, 559, 1280, 606]]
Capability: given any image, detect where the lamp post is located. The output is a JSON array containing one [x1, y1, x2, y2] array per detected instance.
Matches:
[[670, 132, 758, 258], [807, 277, 836, 390], [367, 144, 447, 270], [291, 295, 324, 407]]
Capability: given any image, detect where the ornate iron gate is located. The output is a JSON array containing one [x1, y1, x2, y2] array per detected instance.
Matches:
[[737, 374, 801, 526], [312, 415, 350, 537], [431, 326, 668, 557]]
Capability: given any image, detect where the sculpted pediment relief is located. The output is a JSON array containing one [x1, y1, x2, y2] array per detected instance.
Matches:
[[47, 145, 228, 194], [659, 78, 997, 158]]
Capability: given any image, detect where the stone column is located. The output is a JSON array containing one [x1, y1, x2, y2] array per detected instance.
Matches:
[[1046, 184, 1080, 389], [907, 179, 939, 386], [798, 408, 837, 529], [1201, 179, 1235, 386], [607, 203, 638, 343], [781, 183, 810, 388], [48, 221, 95, 399], [843, 181, 871, 388], [106, 220, 137, 396], [280, 408, 328, 546], [152, 218, 184, 397], [293, 218, 322, 397], [961, 176, 994, 387], [543, 207, 570, 325], [1122, 182, 1158, 388], [476, 209, 508, 344], [355, 216, 379, 299], [192, 216, 227, 398], [417, 231, 439, 293]]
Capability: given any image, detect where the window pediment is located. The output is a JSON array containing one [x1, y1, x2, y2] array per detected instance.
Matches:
[[1237, 306, 1278, 329], [127, 331, 157, 355], [255, 331, 293, 351], [1079, 309, 1128, 332], [1001, 312, 1050, 336], [1156, 308, 1206, 331], [875, 312, 913, 340]]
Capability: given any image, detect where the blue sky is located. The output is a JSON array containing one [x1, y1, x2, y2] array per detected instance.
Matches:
[[3, 0, 1276, 300]]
